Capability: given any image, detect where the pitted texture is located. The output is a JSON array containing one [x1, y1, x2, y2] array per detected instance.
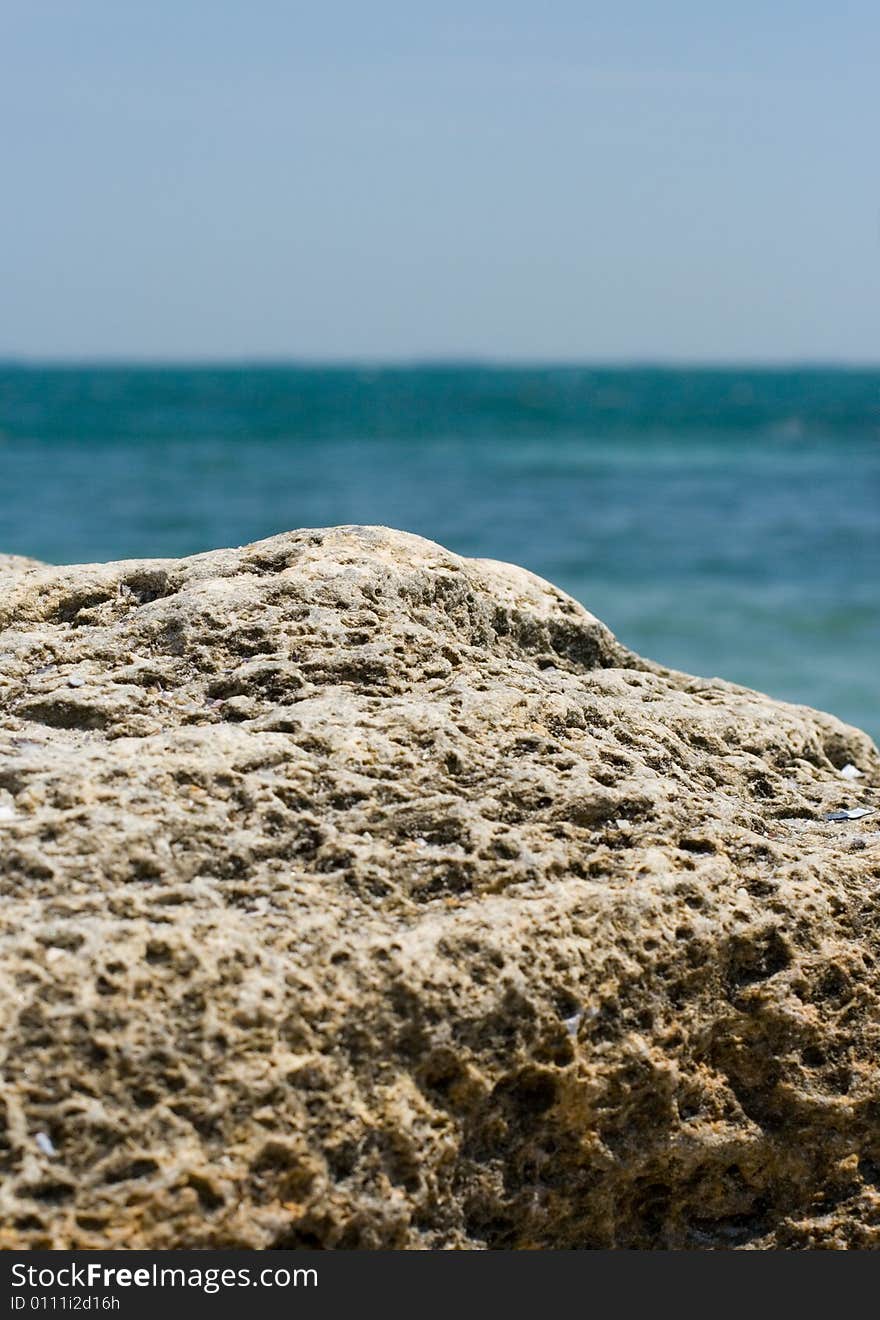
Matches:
[[0, 525, 879, 1249]]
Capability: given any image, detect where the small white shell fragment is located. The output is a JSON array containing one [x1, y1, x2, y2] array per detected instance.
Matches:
[[563, 1012, 583, 1038], [67, 676, 85, 688], [839, 764, 863, 780], [0, 804, 17, 824], [825, 807, 876, 822], [35, 1131, 56, 1157]]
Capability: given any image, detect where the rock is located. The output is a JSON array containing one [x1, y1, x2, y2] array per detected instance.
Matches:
[[0, 524, 879, 1250], [0, 554, 47, 577]]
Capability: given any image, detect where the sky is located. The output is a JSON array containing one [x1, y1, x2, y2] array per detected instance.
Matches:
[[2, 1, 879, 361]]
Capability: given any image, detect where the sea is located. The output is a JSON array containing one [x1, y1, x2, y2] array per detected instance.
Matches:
[[1, 365, 878, 742]]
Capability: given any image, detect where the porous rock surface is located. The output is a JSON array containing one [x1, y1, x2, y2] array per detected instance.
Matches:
[[1, 526, 879, 1250], [0, 556, 45, 577]]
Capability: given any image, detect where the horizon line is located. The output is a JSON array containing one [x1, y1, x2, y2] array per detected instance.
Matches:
[[3, 355, 880, 371]]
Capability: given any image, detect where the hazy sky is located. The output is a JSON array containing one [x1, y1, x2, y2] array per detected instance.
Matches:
[[2, 1, 878, 361]]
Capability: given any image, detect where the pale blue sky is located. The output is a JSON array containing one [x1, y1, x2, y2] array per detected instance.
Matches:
[[2, 1, 878, 360]]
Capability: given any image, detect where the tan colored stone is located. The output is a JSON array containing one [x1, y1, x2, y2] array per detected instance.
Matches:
[[0, 555, 47, 577], [0, 525, 878, 1249]]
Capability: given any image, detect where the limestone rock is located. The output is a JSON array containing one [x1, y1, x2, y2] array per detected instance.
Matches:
[[0, 555, 47, 577], [0, 525, 878, 1250]]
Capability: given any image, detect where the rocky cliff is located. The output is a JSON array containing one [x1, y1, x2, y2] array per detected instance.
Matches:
[[0, 526, 878, 1249]]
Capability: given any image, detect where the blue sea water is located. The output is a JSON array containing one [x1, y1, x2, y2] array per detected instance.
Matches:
[[1, 365, 878, 740]]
